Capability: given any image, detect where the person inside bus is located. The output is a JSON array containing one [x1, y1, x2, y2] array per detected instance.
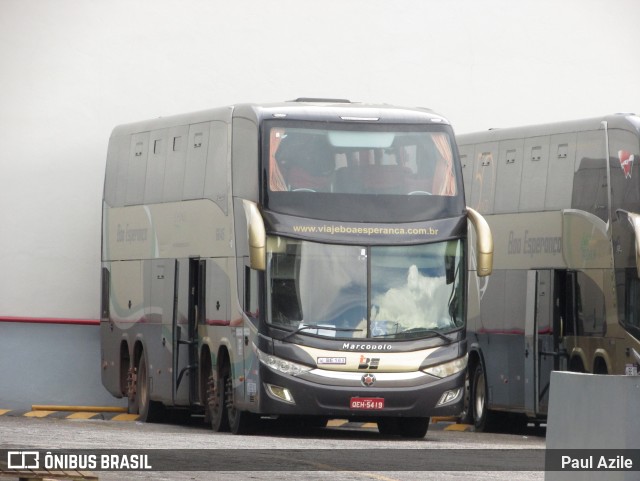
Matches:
[[334, 148, 409, 194], [272, 131, 334, 192]]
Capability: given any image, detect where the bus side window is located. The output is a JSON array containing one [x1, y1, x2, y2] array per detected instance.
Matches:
[[625, 270, 640, 332], [608, 128, 640, 213], [574, 272, 605, 336], [101, 267, 110, 320]]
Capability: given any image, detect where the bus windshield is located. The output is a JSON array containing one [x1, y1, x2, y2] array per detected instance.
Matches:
[[268, 124, 457, 196], [266, 236, 464, 340]]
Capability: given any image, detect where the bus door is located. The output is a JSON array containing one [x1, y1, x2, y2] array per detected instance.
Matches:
[[173, 258, 204, 405], [552, 270, 575, 373], [149, 259, 177, 404], [524, 270, 555, 417]]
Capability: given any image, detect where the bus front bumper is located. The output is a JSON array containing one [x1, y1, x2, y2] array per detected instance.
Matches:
[[255, 363, 465, 418]]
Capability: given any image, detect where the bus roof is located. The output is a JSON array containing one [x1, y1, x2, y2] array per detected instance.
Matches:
[[110, 100, 451, 138], [457, 113, 640, 145]]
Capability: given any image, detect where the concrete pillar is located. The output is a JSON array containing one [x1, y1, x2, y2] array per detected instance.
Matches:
[[545, 371, 640, 481]]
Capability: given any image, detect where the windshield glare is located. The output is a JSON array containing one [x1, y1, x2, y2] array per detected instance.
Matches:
[[267, 237, 463, 340]]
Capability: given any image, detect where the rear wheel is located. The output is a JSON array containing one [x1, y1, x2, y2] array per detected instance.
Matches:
[[132, 351, 163, 422], [205, 360, 229, 432], [127, 363, 139, 415]]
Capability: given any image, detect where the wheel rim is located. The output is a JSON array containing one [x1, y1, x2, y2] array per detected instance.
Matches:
[[225, 376, 238, 424], [459, 371, 471, 422], [138, 356, 148, 412], [210, 373, 224, 424], [474, 369, 485, 421]]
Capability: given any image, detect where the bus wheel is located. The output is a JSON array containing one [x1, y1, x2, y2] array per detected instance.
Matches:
[[377, 418, 429, 438], [377, 418, 400, 436], [127, 363, 139, 415], [301, 416, 329, 428], [280, 416, 328, 429], [397, 417, 429, 438], [471, 363, 497, 432], [135, 351, 163, 422], [224, 372, 257, 435], [457, 369, 473, 425], [206, 365, 229, 432]]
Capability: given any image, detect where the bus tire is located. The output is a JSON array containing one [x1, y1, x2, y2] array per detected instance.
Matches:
[[281, 415, 328, 429], [457, 368, 473, 425], [135, 350, 163, 422], [301, 416, 329, 428], [127, 362, 139, 416], [378, 417, 429, 438], [223, 370, 257, 435], [471, 363, 495, 432], [377, 418, 400, 436], [207, 363, 230, 432], [398, 417, 429, 438]]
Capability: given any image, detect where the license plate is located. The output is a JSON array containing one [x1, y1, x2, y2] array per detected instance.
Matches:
[[350, 397, 385, 410]]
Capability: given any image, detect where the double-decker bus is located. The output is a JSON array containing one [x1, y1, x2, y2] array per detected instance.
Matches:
[[100, 99, 492, 437], [457, 113, 640, 431]]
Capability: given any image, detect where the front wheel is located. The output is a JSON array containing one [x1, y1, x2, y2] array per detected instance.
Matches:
[[378, 417, 429, 438], [397, 417, 429, 438], [457, 368, 473, 425], [471, 363, 501, 432], [224, 372, 258, 435], [377, 418, 400, 436]]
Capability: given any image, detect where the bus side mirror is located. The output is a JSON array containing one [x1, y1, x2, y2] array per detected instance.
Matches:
[[243, 200, 266, 271], [617, 209, 640, 278], [467, 207, 493, 277]]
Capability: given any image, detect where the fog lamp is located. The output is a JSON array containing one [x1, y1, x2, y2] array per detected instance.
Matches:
[[437, 387, 463, 407], [266, 384, 296, 404]]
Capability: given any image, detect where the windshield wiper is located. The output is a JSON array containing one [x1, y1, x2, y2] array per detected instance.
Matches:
[[373, 328, 454, 344], [280, 324, 363, 342]]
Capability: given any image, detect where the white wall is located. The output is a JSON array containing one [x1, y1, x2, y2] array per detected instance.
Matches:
[[1, 0, 639, 319]]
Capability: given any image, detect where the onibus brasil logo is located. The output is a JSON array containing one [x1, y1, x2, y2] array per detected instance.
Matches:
[[6, 450, 152, 471]]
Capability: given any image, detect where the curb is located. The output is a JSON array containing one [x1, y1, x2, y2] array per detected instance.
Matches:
[[327, 419, 378, 429], [0, 407, 138, 422]]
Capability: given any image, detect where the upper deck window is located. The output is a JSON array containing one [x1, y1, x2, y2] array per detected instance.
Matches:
[[268, 125, 457, 197]]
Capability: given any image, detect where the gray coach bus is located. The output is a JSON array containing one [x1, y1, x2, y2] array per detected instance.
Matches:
[[458, 113, 640, 431], [100, 99, 492, 437]]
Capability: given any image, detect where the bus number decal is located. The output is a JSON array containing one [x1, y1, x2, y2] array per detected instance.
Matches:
[[317, 357, 346, 365]]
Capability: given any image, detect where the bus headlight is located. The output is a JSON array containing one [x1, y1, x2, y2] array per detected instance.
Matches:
[[258, 351, 312, 376], [423, 354, 468, 379]]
